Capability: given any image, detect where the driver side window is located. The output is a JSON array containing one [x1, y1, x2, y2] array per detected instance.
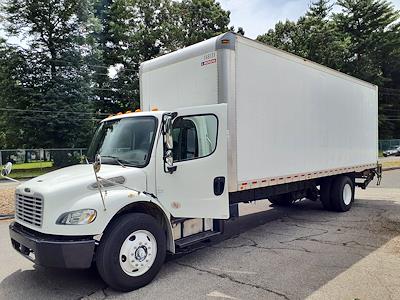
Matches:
[[172, 114, 218, 162]]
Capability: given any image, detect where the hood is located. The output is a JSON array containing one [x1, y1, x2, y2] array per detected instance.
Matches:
[[16, 164, 147, 198]]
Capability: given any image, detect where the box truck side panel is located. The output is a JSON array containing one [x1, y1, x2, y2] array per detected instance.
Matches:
[[235, 38, 378, 185], [141, 51, 219, 111]]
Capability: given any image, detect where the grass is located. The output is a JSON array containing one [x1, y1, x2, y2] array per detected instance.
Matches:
[[2, 161, 55, 179], [381, 160, 400, 170], [8, 169, 53, 179], [12, 161, 53, 170]]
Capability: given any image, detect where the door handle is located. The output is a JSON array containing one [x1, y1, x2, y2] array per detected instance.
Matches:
[[214, 177, 225, 196]]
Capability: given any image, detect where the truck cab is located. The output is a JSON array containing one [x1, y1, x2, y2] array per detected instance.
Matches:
[[9, 105, 229, 291]]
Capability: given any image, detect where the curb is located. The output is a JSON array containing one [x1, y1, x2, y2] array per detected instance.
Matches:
[[382, 167, 400, 172], [0, 214, 14, 220]]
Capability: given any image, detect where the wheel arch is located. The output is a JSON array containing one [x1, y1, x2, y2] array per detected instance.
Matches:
[[105, 200, 175, 253]]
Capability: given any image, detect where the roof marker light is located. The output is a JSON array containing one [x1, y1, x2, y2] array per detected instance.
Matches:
[[135, 109, 141, 112], [151, 107, 158, 111]]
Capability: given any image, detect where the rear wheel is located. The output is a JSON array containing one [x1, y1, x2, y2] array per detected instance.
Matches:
[[330, 176, 355, 212], [96, 213, 166, 291], [268, 193, 294, 206], [320, 178, 333, 211]]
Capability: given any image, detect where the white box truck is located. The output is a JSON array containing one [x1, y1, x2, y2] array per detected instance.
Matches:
[[6, 33, 381, 291]]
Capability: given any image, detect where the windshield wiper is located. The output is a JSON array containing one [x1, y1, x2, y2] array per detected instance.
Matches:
[[101, 155, 129, 168]]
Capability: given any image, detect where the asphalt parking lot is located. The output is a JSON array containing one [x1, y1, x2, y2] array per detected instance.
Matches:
[[0, 170, 400, 300]]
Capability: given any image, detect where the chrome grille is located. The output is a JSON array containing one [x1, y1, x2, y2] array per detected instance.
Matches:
[[15, 193, 43, 227]]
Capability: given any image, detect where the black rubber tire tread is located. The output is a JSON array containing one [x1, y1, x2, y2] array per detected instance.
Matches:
[[268, 193, 293, 206], [96, 213, 166, 292], [330, 176, 354, 212], [320, 178, 333, 211]]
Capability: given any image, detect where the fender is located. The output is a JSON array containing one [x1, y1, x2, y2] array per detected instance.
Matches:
[[102, 191, 175, 253]]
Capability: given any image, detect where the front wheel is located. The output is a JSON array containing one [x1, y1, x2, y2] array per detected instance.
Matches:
[[96, 213, 166, 291]]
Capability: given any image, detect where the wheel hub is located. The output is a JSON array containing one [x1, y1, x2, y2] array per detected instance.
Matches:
[[119, 230, 157, 277], [343, 183, 352, 205], [135, 246, 148, 262]]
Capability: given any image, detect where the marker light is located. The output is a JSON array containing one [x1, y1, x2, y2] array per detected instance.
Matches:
[[126, 110, 132, 114], [117, 112, 123, 115], [135, 109, 142, 112], [151, 107, 159, 111]]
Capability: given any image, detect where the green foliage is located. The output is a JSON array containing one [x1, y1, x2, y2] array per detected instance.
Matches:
[[92, 0, 231, 113], [258, 0, 349, 70], [334, 0, 400, 84], [170, 0, 231, 48], [52, 150, 81, 168], [0, 0, 232, 148], [2, 0, 399, 146], [1, 0, 101, 148]]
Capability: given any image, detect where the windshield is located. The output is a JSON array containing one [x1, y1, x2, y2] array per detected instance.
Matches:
[[87, 116, 158, 167]]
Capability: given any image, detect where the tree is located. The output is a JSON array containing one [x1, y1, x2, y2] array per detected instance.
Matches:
[[170, 0, 231, 48], [334, 0, 400, 138], [0, 39, 29, 148], [96, 0, 172, 112], [97, 0, 232, 113], [2, 0, 96, 148], [334, 0, 400, 84], [257, 0, 348, 70], [257, 20, 302, 53]]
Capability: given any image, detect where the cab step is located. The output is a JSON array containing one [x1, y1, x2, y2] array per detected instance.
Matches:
[[175, 231, 221, 248]]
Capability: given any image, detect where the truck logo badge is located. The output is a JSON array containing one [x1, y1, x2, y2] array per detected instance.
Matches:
[[201, 58, 216, 66]]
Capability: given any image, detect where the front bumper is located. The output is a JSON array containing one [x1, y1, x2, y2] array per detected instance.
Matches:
[[9, 222, 95, 269]]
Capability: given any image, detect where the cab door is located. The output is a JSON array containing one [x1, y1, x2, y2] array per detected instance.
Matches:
[[156, 104, 229, 219]]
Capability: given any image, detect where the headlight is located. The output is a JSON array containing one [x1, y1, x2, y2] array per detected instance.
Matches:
[[56, 209, 97, 225]]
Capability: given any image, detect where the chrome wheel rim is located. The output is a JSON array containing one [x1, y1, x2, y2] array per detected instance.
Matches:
[[119, 230, 157, 277], [343, 183, 352, 206]]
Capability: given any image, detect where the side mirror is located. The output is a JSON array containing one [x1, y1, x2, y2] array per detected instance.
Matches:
[[93, 154, 102, 173], [163, 117, 174, 150], [0, 162, 19, 183], [1, 162, 13, 177], [162, 113, 177, 174]]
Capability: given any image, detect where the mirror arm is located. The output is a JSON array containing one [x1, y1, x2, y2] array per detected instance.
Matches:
[[0, 175, 20, 183], [167, 166, 177, 174]]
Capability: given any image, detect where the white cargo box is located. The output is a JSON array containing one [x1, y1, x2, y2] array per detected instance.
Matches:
[[140, 33, 378, 192]]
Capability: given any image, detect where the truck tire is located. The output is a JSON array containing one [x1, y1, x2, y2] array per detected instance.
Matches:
[[268, 193, 294, 206], [96, 213, 166, 291], [320, 178, 333, 211], [330, 176, 355, 212]]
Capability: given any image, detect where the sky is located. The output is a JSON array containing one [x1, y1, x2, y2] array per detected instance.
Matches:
[[218, 0, 400, 38]]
